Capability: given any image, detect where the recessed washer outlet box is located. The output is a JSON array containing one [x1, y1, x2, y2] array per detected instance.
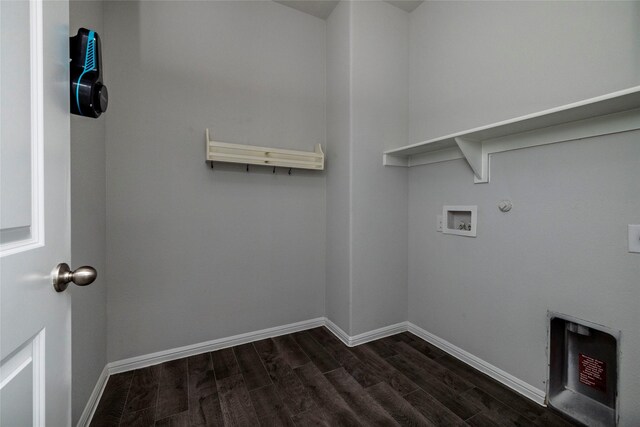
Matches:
[[442, 205, 477, 237], [548, 312, 619, 427]]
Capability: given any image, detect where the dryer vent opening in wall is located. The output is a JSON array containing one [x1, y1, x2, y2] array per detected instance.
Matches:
[[548, 313, 619, 427]]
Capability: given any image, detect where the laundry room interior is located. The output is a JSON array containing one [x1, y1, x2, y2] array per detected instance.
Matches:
[[1, 0, 638, 426]]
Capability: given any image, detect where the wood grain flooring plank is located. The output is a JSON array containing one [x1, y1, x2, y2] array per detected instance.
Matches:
[[436, 354, 544, 421], [256, 410, 295, 427], [465, 412, 502, 427], [392, 333, 447, 359], [211, 348, 240, 380], [386, 354, 481, 420], [187, 353, 216, 399], [189, 394, 224, 426], [366, 382, 434, 427], [294, 363, 363, 426], [386, 333, 406, 342], [324, 367, 399, 426], [124, 366, 161, 414], [290, 407, 333, 426], [306, 328, 383, 388], [249, 384, 295, 427], [461, 387, 536, 426], [304, 328, 349, 362], [155, 359, 188, 420], [403, 389, 466, 426], [155, 411, 190, 427], [90, 371, 133, 427], [272, 335, 310, 368], [233, 343, 272, 391], [349, 344, 419, 395], [253, 339, 316, 414], [217, 373, 260, 426], [532, 411, 578, 427], [365, 338, 398, 358], [394, 341, 475, 393], [90, 333, 577, 427], [292, 331, 340, 373], [119, 407, 155, 427]]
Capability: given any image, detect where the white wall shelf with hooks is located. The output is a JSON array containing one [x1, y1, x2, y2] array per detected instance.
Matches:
[[383, 86, 640, 183], [206, 129, 325, 171]]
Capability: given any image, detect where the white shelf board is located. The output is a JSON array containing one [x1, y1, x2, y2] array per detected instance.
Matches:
[[206, 129, 324, 171], [384, 86, 640, 182]]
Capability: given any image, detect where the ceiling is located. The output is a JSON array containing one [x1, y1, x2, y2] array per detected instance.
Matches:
[[385, 0, 423, 13], [273, 1, 340, 20], [274, 0, 423, 20]]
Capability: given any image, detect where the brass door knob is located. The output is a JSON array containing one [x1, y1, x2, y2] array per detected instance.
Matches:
[[52, 263, 97, 292]]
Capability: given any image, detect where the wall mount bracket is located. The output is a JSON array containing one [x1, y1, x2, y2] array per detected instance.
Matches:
[[383, 86, 640, 183]]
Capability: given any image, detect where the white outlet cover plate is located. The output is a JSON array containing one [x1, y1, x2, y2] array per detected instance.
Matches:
[[629, 225, 640, 253]]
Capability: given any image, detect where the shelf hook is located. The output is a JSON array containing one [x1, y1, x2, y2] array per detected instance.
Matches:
[[246, 164, 249, 172], [273, 166, 276, 174], [288, 168, 292, 175]]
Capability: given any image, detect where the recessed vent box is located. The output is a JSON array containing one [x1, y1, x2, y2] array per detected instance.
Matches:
[[442, 205, 477, 237], [548, 313, 619, 427]]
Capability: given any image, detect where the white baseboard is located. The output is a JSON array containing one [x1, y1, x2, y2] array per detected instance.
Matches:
[[107, 317, 325, 375], [350, 322, 407, 347], [406, 322, 546, 406], [325, 318, 408, 347], [80, 317, 547, 426], [79, 317, 324, 426], [324, 317, 352, 346], [76, 365, 109, 427]]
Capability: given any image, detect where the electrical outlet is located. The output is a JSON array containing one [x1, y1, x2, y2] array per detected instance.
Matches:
[[437, 215, 443, 232]]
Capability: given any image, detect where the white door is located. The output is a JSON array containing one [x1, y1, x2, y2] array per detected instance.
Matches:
[[1, 0, 72, 425]]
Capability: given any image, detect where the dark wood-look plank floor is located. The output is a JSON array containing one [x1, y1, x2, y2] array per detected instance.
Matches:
[[90, 371, 134, 427], [253, 338, 317, 415], [91, 328, 580, 427], [232, 343, 272, 391], [156, 359, 189, 420], [124, 365, 161, 415]]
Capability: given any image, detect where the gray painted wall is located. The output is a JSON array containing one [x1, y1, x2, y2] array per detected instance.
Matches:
[[325, 0, 352, 333], [104, 1, 326, 361], [69, 1, 107, 423], [350, 1, 408, 335], [68, 2, 639, 422], [407, 1, 640, 423], [325, 1, 409, 335], [409, 0, 640, 143]]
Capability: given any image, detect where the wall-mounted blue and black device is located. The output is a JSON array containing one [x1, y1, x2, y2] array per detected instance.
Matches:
[[70, 28, 108, 118]]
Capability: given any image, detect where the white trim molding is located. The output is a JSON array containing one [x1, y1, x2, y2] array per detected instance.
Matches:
[[79, 318, 323, 426], [0, 0, 45, 257], [76, 366, 109, 427], [407, 322, 546, 406], [0, 329, 46, 427], [383, 86, 640, 184], [80, 318, 548, 426], [107, 317, 325, 375], [325, 318, 408, 347], [323, 318, 352, 346]]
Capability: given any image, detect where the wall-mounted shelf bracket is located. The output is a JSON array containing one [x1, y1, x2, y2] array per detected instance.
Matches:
[[383, 86, 640, 183], [454, 137, 487, 183], [206, 129, 324, 171]]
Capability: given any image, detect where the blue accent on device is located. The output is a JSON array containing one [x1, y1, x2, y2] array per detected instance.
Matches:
[[75, 30, 96, 115], [70, 28, 108, 118]]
